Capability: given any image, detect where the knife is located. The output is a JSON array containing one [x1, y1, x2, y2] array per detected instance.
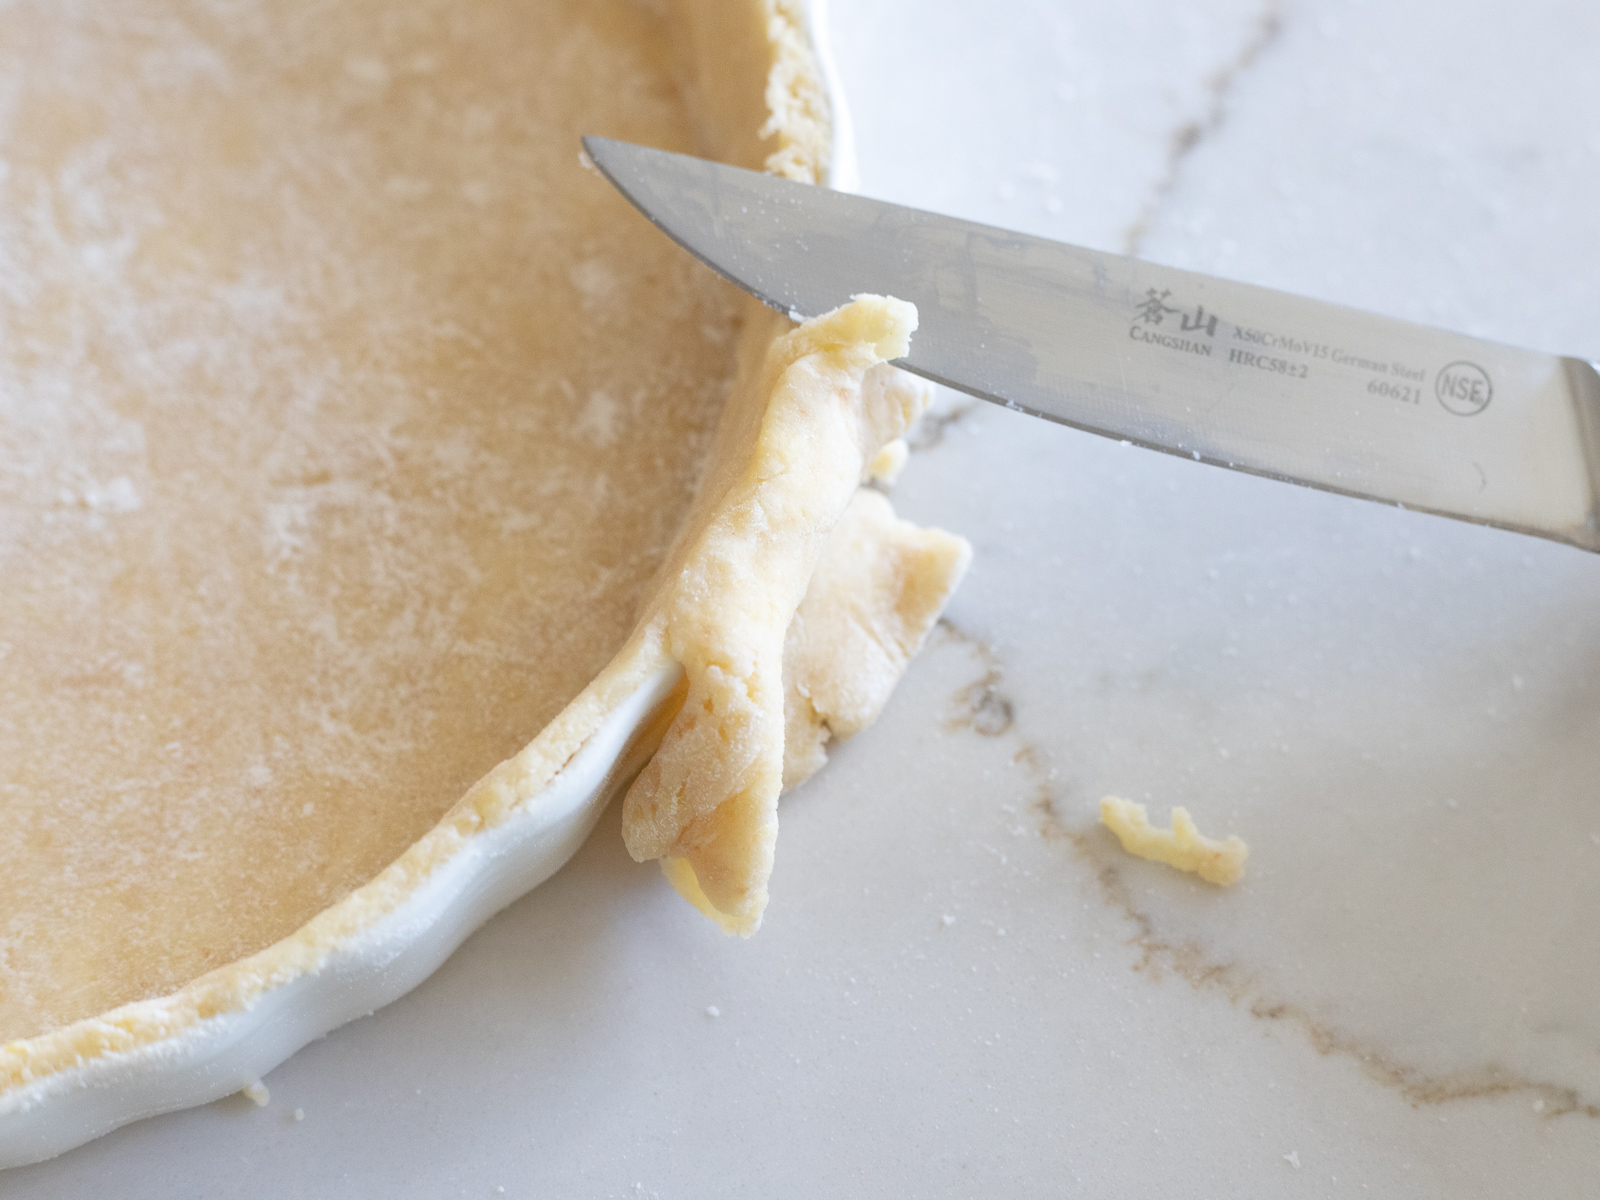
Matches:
[[582, 137, 1600, 553]]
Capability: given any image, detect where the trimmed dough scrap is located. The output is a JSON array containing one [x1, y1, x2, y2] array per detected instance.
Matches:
[[782, 486, 971, 792], [1099, 796, 1248, 886], [622, 296, 969, 935]]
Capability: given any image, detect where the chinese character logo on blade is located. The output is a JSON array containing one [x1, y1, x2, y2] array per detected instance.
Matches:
[[1135, 289, 1218, 337], [1179, 305, 1219, 338], [1136, 288, 1179, 325]]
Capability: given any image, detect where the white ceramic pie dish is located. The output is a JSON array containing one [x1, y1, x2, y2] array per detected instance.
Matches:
[[0, 0, 856, 1169]]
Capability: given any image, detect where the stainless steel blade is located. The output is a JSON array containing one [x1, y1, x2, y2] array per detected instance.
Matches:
[[584, 136, 1600, 553]]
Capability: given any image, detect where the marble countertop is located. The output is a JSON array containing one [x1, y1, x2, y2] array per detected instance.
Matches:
[[9, 0, 1597, 1195]]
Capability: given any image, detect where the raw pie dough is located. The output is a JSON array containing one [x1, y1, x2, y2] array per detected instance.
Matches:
[[0, 0, 968, 1096], [1099, 797, 1248, 886]]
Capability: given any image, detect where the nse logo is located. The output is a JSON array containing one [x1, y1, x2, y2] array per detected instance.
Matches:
[[1435, 361, 1493, 416]]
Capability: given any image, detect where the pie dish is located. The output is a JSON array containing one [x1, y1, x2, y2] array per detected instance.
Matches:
[[0, 0, 966, 1166]]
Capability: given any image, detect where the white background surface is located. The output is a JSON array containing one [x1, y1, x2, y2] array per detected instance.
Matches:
[[7, 0, 1599, 1195]]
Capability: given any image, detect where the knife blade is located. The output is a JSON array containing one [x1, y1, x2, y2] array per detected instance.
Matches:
[[583, 136, 1600, 553]]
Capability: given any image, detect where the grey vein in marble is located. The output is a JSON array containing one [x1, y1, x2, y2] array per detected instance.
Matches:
[[905, 398, 980, 454], [1122, 0, 1284, 256], [932, 612, 1600, 1123]]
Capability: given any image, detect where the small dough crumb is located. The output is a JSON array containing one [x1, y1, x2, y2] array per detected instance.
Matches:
[[241, 1080, 270, 1107], [293, 1108, 305, 1122], [1099, 797, 1248, 885]]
